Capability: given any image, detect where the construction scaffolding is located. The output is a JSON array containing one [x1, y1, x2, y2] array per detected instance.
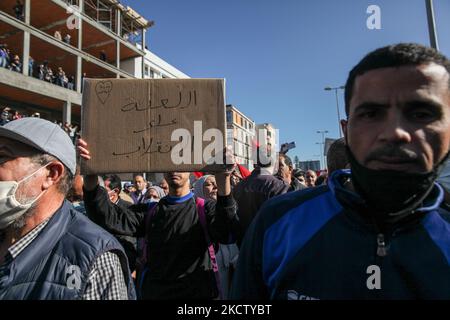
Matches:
[[0, 0, 152, 124], [83, 0, 153, 45], [84, 0, 114, 30]]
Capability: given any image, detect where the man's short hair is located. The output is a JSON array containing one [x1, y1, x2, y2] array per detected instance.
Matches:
[[256, 146, 273, 168], [306, 170, 317, 177], [292, 168, 305, 178], [345, 43, 450, 116], [315, 173, 328, 186], [105, 174, 122, 192], [327, 138, 349, 175], [30, 153, 73, 196], [280, 153, 293, 168], [133, 174, 145, 181]]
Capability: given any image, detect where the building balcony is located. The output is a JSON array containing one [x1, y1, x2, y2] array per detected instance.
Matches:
[[0, 66, 81, 122]]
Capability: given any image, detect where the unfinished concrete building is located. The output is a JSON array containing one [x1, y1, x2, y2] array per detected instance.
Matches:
[[0, 0, 152, 124]]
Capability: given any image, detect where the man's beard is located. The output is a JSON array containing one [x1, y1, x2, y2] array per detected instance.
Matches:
[[0, 205, 38, 242], [10, 203, 38, 230], [0, 186, 40, 234]]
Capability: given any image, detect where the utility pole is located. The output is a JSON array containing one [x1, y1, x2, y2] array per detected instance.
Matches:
[[324, 86, 345, 138], [316, 130, 329, 170], [425, 0, 439, 50]]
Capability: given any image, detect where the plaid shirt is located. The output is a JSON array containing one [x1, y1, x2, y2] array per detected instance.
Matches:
[[0, 219, 128, 300]]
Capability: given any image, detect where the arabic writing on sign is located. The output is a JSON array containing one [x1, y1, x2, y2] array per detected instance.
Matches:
[[133, 114, 178, 134], [120, 90, 197, 112], [112, 87, 199, 159], [112, 136, 174, 158]]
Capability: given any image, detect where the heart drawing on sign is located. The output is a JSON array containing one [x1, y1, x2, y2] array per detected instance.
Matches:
[[95, 80, 113, 104]]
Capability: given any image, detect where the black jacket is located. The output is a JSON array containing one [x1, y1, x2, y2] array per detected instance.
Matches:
[[116, 198, 138, 272], [84, 187, 237, 299], [233, 168, 289, 246]]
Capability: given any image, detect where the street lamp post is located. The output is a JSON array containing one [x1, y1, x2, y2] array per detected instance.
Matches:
[[324, 86, 345, 138], [425, 0, 439, 50], [316, 130, 328, 170], [315, 142, 324, 170]]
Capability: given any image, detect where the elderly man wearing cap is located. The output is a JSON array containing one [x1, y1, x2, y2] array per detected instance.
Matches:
[[0, 118, 135, 300]]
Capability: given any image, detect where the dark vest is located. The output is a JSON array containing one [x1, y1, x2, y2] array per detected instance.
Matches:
[[0, 200, 136, 300]]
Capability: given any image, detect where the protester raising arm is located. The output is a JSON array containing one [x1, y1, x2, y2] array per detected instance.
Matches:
[[204, 150, 239, 244], [78, 139, 147, 237], [78, 139, 238, 243]]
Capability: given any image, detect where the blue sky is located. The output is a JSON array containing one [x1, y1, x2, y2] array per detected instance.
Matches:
[[123, 0, 450, 166]]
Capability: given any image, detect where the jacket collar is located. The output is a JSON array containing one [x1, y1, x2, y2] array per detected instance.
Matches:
[[0, 200, 70, 282], [328, 169, 444, 231]]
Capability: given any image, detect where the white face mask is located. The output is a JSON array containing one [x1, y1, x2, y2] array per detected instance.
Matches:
[[0, 164, 49, 230], [145, 198, 159, 204]]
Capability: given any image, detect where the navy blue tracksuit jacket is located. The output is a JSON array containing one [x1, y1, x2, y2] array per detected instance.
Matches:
[[231, 170, 450, 299]]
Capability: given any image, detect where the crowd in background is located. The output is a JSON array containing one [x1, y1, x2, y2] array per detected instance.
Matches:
[[0, 43, 77, 91], [0, 106, 80, 143], [65, 141, 346, 299], [2, 43, 450, 301]]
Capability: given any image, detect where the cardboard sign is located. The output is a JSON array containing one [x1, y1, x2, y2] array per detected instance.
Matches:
[[80, 78, 226, 174]]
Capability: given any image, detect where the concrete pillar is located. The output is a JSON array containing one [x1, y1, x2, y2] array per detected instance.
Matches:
[[115, 9, 121, 78], [22, 32, 30, 76], [24, 0, 30, 24], [77, 0, 83, 92], [22, 0, 31, 76], [79, 0, 84, 13], [116, 8, 122, 36], [116, 41, 120, 69], [77, 1, 83, 50], [63, 101, 72, 124], [76, 56, 82, 92], [141, 28, 146, 79]]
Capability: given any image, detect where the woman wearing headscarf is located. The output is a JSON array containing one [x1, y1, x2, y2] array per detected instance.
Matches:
[[193, 175, 218, 200], [145, 185, 166, 203], [137, 185, 167, 276], [193, 175, 239, 299]]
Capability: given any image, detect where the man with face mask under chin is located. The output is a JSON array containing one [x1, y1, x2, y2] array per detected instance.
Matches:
[[0, 118, 135, 300], [231, 43, 450, 300]]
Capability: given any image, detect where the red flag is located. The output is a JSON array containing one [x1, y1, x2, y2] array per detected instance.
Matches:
[[193, 172, 204, 178], [237, 164, 251, 179]]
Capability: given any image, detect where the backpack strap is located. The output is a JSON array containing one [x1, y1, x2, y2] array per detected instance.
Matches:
[[196, 197, 223, 299]]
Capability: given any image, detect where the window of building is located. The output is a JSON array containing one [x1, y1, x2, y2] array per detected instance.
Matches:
[[227, 130, 233, 146], [150, 69, 155, 78], [144, 65, 150, 77], [226, 111, 232, 123]]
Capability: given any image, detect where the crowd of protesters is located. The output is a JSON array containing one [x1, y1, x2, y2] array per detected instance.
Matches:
[[0, 44, 23, 73], [65, 139, 346, 299], [0, 106, 80, 143], [0, 43, 450, 300], [0, 43, 77, 91], [1, 1, 77, 90]]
